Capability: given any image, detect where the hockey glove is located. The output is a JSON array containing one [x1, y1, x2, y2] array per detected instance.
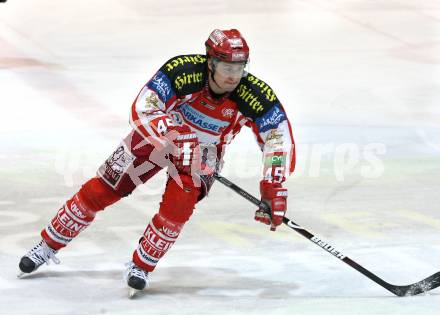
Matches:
[[254, 180, 288, 231], [167, 125, 200, 175]]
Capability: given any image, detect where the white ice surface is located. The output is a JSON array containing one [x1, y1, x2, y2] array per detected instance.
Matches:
[[1, 0, 440, 314]]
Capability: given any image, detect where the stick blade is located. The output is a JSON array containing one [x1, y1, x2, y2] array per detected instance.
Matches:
[[389, 272, 440, 297]]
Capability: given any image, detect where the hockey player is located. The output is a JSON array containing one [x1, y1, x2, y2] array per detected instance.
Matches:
[[18, 29, 296, 294]]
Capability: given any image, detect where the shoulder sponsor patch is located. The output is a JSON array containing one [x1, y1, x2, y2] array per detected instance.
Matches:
[[232, 73, 280, 119], [255, 104, 287, 133], [234, 83, 265, 114], [164, 55, 207, 73], [246, 74, 277, 103], [147, 71, 175, 104]]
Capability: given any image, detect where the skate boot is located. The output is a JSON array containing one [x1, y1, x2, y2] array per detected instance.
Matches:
[[18, 240, 60, 277], [125, 261, 149, 297]]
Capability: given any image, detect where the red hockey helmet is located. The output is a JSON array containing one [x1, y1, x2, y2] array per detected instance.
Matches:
[[205, 29, 249, 63]]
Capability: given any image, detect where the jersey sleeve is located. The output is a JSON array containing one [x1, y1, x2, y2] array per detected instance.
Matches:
[[129, 69, 178, 142], [253, 103, 295, 183], [233, 73, 295, 183]]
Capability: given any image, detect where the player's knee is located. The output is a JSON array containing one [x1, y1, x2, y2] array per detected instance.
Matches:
[[159, 174, 200, 223], [77, 177, 121, 214]]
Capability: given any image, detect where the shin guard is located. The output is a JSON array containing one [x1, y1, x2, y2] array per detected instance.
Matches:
[[41, 177, 120, 250], [133, 213, 183, 272]]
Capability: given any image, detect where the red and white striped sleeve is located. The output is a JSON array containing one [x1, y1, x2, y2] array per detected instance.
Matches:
[[129, 69, 179, 144], [250, 103, 296, 183]]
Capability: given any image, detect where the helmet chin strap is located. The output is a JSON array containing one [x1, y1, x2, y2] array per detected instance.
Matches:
[[210, 73, 222, 90], [209, 59, 219, 85]]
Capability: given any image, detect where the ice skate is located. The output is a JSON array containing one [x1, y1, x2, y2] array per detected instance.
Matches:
[[125, 261, 149, 298], [18, 240, 60, 278]]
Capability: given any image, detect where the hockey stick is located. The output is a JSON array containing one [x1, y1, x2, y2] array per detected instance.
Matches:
[[213, 173, 440, 297]]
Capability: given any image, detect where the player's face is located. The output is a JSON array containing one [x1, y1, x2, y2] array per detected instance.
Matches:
[[209, 60, 246, 93]]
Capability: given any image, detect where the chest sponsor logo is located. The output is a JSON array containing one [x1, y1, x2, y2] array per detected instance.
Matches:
[[201, 100, 216, 110], [256, 104, 287, 133], [147, 71, 174, 103], [178, 103, 229, 134]]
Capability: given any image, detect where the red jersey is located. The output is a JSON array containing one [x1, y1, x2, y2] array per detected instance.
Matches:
[[130, 54, 295, 183]]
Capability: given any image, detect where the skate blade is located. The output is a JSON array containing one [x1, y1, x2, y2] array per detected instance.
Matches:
[[17, 271, 27, 279], [128, 288, 139, 299]]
